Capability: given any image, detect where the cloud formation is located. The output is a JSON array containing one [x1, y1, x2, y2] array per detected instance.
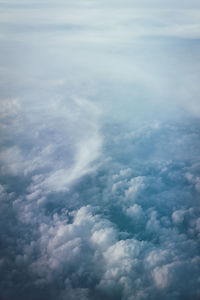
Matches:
[[1, 1, 200, 300], [1, 117, 200, 300]]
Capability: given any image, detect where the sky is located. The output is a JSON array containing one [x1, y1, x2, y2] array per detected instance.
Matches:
[[0, 1, 200, 299]]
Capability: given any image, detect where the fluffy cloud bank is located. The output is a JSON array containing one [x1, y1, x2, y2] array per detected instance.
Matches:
[[1, 116, 200, 300]]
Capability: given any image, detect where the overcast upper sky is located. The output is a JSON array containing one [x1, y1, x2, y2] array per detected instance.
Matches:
[[0, 1, 200, 300]]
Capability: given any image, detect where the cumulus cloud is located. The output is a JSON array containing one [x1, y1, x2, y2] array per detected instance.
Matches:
[[1, 117, 200, 299]]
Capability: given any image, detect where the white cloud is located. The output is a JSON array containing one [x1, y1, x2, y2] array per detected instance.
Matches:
[[0, 96, 102, 192], [172, 210, 186, 225], [152, 264, 170, 289], [125, 204, 143, 219]]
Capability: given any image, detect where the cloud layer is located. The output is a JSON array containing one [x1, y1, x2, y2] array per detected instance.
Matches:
[[1, 1, 200, 300], [1, 117, 200, 300]]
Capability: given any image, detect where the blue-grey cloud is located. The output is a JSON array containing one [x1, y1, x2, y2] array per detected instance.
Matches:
[[1, 118, 200, 300]]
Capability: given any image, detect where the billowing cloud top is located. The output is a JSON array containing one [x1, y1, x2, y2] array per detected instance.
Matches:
[[0, 1, 200, 300]]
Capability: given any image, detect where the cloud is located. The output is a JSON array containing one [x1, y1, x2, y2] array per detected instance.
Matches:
[[2, 0, 200, 123], [0, 96, 102, 192], [1, 1, 200, 299], [1, 118, 200, 299]]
